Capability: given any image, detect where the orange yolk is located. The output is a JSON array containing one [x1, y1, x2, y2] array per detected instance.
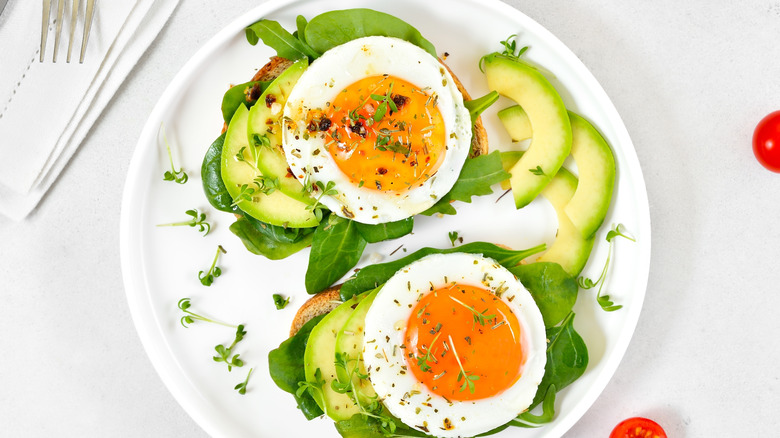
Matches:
[[312, 74, 447, 192], [404, 283, 524, 401]]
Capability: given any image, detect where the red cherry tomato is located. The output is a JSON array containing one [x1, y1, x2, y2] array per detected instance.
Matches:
[[610, 417, 667, 438], [753, 110, 780, 173]]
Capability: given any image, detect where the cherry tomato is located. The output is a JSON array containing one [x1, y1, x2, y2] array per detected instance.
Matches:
[[610, 417, 667, 438], [753, 110, 780, 173]]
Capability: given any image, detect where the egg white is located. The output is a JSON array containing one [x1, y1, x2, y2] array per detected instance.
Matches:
[[362, 253, 548, 438], [282, 36, 472, 224]]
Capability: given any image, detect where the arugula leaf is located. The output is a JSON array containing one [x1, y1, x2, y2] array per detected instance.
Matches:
[[339, 242, 546, 300], [531, 312, 588, 408], [306, 215, 367, 294], [245, 19, 319, 60], [355, 217, 413, 243], [463, 91, 499, 124], [268, 314, 327, 420], [221, 80, 271, 124], [201, 133, 238, 213], [229, 215, 315, 260], [304, 9, 437, 58], [420, 151, 510, 216], [509, 263, 578, 328]]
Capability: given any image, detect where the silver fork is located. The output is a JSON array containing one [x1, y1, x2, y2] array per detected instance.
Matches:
[[40, 0, 96, 63]]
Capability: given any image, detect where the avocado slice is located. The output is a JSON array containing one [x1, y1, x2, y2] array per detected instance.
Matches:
[[501, 152, 594, 276], [246, 59, 314, 205], [334, 288, 380, 405], [304, 294, 365, 421], [564, 112, 615, 239], [482, 54, 572, 209], [499, 105, 615, 239], [220, 104, 318, 227]]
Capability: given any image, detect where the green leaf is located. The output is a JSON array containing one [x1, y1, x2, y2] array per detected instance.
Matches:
[[201, 133, 238, 213], [420, 151, 510, 216], [245, 19, 319, 60], [295, 15, 309, 45], [354, 217, 413, 243], [335, 413, 428, 438], [509, 263, 578, 328], [268, 314, 327, 420], [531, 312, 588, 408], [221, 80, 271, 124], [305, 216, 367, 294], [229, 215, 315, 260], [304, 9, 437, 58], [273, 293, 290, 310], [339, 242, 546, 300], [463, 91, 499, 124]]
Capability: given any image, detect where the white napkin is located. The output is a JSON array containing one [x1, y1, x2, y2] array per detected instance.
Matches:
[[0, 0, 180, 221]]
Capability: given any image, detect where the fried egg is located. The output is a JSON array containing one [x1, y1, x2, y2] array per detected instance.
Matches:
[[362, 253, 547, 437], [282, 36, 472, 224]]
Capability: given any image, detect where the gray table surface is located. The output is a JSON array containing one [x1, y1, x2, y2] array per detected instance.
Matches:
[[2, 0, 779, 436]]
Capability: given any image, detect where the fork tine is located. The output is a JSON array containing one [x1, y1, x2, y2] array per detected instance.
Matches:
[[67, 0, 80, 63], [80, 0, 95, 63], [52, 0, 64, 62], [40, 0, 52, 62]]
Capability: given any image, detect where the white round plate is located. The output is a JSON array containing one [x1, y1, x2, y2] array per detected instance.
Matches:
[[120, 1, 651, 437]]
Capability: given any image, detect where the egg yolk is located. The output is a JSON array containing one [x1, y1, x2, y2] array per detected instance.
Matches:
[[404, 283, 524, 401], [311, 74, 447, 192]]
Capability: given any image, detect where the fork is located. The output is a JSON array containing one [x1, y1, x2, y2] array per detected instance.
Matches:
[[40, 0, 96, 63]]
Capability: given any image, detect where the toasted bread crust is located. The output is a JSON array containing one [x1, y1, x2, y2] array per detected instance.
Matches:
[[251, 56, 295, 82], [289, 285, 343, 337], [440, 59, 489, 158]]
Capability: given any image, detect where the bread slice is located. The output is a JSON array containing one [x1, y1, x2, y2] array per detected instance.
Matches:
[[289, 285, 343, 336]]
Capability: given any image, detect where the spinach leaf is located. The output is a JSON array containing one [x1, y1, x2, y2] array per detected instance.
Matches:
[[268, 314, 326, 420], [295, 15, 309, 45], [335, 413, 427, 438], [339, 242, 546, 300], [464, 91, 499, 124], [355, 217, 413, 243], [531, 312, 588, 408], [229, 215, 314, 260], [509, 263, 578, 328], [245, 19, 319, 61], [304, 9, 437, 57], [221, 80, 270, 124], [306, 215, 367, 294], [200, 133, 237, 213], [421, 151, 510, 216]]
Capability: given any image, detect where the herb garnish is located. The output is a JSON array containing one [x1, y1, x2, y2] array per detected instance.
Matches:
[[162, 128, 188, 184], [577, 223, 636, 311], [199, 245, 226, 286], [177, 298, 238, 328], [500, 34, 529, 60], [235, 368, 253, 395], [297, 368, 329, 417], [448, 335, 479, 394], [273, 293, 290, 310], [448, 231, 459, 247], [213, 324, 247, 371], [415, 331, 442, 373], [332, 352, 399, 435], [157, 209, 211, 236], [449, 295, 496, 327], [529, 165, 546, 176], [305, 180, 337, 221], [369, 82, 399, 122]]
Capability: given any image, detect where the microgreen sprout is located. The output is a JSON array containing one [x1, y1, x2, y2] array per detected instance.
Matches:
[[157, 209, 211, 236], [273, 294, 290, 310], [230, 177, 280, 207], [448, 231, 459, 247], [415, 331, 442, 373], [577, 223, 636, 312], [529, 165, 546, 176], [369, 81, 398, 122], [234, 368, 253, 395], [332, 352, 398, 435], [177, 298, 238, 328], [500, 34, 529, 60], [198, 245, 226, 286], [213, 324, 247, 371], [162, 127, 188, 184], [449, 295, 496, 327], [297, 368, 330, 417], [448, 335, 479, 394], [305, 180, 337, 221]]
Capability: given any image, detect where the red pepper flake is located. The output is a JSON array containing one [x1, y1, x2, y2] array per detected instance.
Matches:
[[265, 94, 276, 108]]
